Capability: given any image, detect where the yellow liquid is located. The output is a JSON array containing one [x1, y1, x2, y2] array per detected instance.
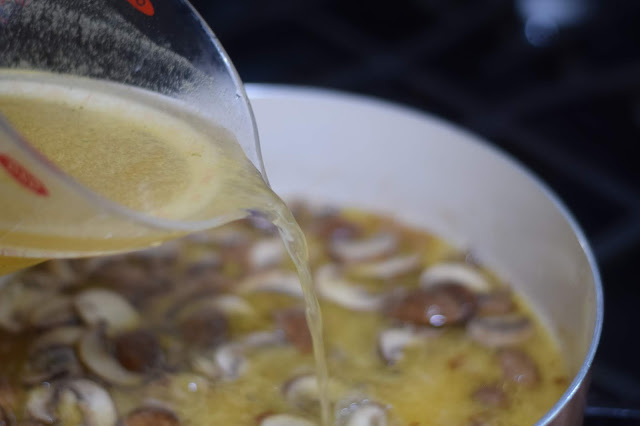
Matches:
[[0, 71, 330, 425], [0, 211, 568, 425]]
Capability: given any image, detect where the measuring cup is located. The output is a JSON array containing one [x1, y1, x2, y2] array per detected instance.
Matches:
[[0, 0, 267, 274]]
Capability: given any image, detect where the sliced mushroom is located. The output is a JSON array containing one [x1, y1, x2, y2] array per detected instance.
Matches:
[[249, 237, 285, 270], [330, 233, 397, 263], [89, 260, 168, 303], [191, 331, 285, 381], [46, 260, 83, 286], [283, 374, 319, 412], [27, 380, 113, 426], [26, 386, 55, 424], [78, 328, 144, 386], [241, 330, 288, 349], [274, 308, 312, 354], [476, 291, 515, 316], [259, 414, 316, 426], [30, 326, 84, 354], [213, 343, 246, 380], [315, 265, 386, 312], [0, 281, 53, 332], [387, 284, 476, 326], [23, 345, 82, 385], [123, 406, 180, 426], [337, 401, 387, 426], [21, 260, 81, 290], [113, 330, 163, 373], [62, 379, 118, 426], [310, 211, 361, 241], [349, 254, 421, 280], [74, 289, 140, 335], [376, 326, 441, 365], [467, 315, 533, 347], [419, 262, 490, 292], [238, 270, 303, 298], [29, 295, 77, 329], [471, 385, 509, 408], [179, 309, 229, 349], [497, 348, 540, 387]]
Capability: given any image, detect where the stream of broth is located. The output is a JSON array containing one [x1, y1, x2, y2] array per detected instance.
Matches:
[[0, 71, 331, 425]]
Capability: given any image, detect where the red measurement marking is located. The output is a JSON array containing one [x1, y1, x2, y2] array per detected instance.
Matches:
[[126, 0, 154, 16], [0, 153, 49, 197]]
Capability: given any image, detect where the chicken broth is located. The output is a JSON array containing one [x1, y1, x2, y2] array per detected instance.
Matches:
[[0, 203, 568, 425]]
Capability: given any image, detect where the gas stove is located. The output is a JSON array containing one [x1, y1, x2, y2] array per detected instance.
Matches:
[[192, 0, 640, 423]]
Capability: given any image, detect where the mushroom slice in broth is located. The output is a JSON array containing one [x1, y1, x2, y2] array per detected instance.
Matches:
[[78, 328, 144, 386], [26, 380, 116, 426], [315, 265, 386, 312], [330, 233, 398, 264], [467, 314, 534, 348], [74, 289, 140, 335], [348, 254, 421, 280], [420, 262, 490, 292]]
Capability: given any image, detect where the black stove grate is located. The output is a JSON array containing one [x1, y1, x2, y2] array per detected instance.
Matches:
[[191, 0, 640, 423]]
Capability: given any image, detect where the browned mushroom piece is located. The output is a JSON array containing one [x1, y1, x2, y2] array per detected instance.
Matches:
[[497, 348, 540, 387], [376, 326, 441, 365], [467, 315, 533, 348], [28, 295, 78, 330], [420, 262, 490, 292], [74, 289, 141, 336], [123, 406, 181, 426], [310, 211, 361, 242], [330, 232, 397, 264], [282, 374, 320, 412], [26, 379, 117, 426], [113, 330, 163, 373], [0, 281, 54, 333], [22, 259, 82, 289], [471, 385, 509, 408], [238, 270, 304, 299], [476, 291, 515, 316], [78, 327, 144, 387], [348, 254, 421, 280], [90, 261, 168, 304], [23, 345, 82, 385], [387, 284, 476, 327], [274, 308, 312, 354], [179, 309, 229, 348], [314, 265, 386, 312]]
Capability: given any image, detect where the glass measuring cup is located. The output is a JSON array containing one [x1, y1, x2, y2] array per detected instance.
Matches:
[[0, 0, 267, 274]]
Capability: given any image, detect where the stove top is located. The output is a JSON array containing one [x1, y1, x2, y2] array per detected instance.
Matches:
[[192, 0, 640, 423]]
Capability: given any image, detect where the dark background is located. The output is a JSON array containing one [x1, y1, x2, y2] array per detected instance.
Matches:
[[189, 0, 640, 424]]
